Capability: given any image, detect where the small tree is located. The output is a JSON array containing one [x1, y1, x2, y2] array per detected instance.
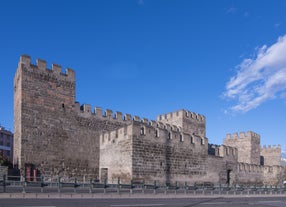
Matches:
[[0, 151, 12, 168]]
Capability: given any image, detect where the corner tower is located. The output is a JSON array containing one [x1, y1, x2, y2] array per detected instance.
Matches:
[[14, 55, 76, 170], [156, 109, 206, 137], [223, 131, 260, 165]]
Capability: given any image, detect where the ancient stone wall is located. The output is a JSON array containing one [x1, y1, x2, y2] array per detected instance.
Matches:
[[100, 119, 209, 185], [235, 163, 263, 185], [260, 145, 281, 166], [223, 131, 260, 165], [14, 55, 284, 185], [14, 55, 130, 179], [263, 165, 284, 185], [157, 110, 206, 137], [207, 145, 238, 185], [132, 120, 208, 185], [99, 125, 133, 183]]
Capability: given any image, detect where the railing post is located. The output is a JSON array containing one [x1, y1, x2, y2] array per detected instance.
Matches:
[[89, 178, 93, 194], [175, 181, 178, 194], [104, 178, 107, 194], [117, 177, 120, 194], [141, 180, 145, 194], [130, 179, 133, 194], [58, 176, 61, 193], [3, 175, 6, 193], [153, 180, 157, 194], [22, 176, 26, 194], [184, 181, 187, 194], [40, 176, 44, 193], [74, 178, 77, 193]]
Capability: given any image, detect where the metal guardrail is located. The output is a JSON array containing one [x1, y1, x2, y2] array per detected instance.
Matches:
[[1, 175, 286, 195]]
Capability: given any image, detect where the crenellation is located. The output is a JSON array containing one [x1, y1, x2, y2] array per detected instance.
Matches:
[[52, 63, 62, 74], [105, 109, 113, 119], [141, 118, 148, 124], [36, 59, 47, 70], [19, 54, 31, 65], [172, 125, 179, 132], [156, 121, 164, 128], [65, 68, 75, 81], [80, 104, 92, 114], [14, 55, 284, 186], [115, 111, 123, 121], [133, 115, 140, 122], [124, 114, 132, 121], [166, 112, 173, 119], [19, 55, 76, 81], [149, 120, 156, 127], [248, 131, 260, 138], [239, 132, 246, 138], [95, 107, 103, 117], [165, 123, 171, 131]]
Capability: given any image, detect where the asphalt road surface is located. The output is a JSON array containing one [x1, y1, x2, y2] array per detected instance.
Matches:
[[1, 197, 286, 207]]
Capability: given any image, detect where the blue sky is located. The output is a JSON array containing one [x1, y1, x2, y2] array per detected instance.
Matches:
[[1, 0, 286, 149]]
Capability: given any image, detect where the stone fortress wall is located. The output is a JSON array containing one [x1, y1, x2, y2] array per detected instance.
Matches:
[[14, 55, 283, 185]]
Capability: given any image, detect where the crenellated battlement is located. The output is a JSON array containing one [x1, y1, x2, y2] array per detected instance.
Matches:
[[238, 162, 263, 173], [225, 131, 260, 140], [76, 103, 194, 133], [157, 109, 205, 122], [261, 144, 281, 151], [19, 55, 75, 81], [208, 144, 238, 158], [100, 120, 207, 147], [76, 103, 145, 123]]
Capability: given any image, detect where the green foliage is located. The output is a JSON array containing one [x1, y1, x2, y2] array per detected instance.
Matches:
[[0, 152, 12, 168]]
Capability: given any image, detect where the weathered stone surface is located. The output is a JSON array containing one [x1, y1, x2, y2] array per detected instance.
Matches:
[[14, 55, 284, 185]]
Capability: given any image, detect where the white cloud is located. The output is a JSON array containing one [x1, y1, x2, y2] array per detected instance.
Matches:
[[223, 34, 286, 113], [137, 0, 144, 5]]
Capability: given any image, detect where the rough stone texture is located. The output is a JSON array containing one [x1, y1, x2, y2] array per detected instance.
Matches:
[[100, 125, 133, 183], [157, 110, 206, 137], [260, 145, 281, 166], [223, 132, 261, 165], [14, 55, 284, 185], [100, 121, 208, 185], [14, 55, 130, 179]]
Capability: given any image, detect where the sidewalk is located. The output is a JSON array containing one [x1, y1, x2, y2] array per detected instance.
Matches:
[[1, 192, 286, 199]]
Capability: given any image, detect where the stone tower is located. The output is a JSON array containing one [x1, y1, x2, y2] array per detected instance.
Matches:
[[14, 55, 128, 178], [156, 109, 206, 137], [14, 55, 75, 172], [223, 131, 260, 165], [260, 145, 281, 166]]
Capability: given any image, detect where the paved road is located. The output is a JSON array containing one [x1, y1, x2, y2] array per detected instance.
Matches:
[[1, 196, 286, 207]]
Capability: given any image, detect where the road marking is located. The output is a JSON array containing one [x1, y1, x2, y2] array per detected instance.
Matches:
[[202, 202, 228, 205], [110, 205, 164, 207], [21, 206, 57, 207]]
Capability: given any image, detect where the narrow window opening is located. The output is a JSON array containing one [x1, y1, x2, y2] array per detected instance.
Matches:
[[140, 127, 145, 135], [180, 134, 184, 142], [155, 129, 159, 137], [168, 132, 172, 139]]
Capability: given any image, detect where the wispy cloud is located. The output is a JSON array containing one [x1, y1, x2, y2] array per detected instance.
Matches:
[[223, 34, 286, 113], [226, 7, 237, 14], [137, 0, 144, 6]]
